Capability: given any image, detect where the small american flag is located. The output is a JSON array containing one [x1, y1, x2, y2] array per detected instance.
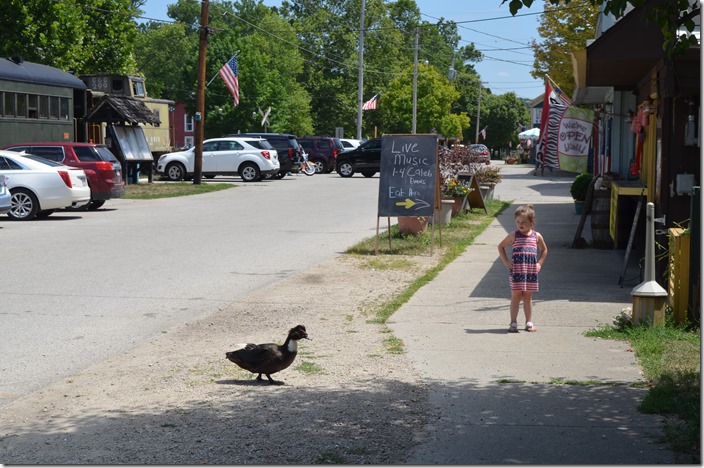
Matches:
[[480, 126, 487, 140], [219, 55, 240, 106], [362, 93, 379, 111]]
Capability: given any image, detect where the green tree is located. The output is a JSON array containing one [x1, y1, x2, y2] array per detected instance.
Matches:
[[0, 0, 138, 73], [379, 63, 467, 136], [529, 0, 600, 97], [134, 22, 197, 101], [504, 0, 700, 57], [480, 92, 529, 152]]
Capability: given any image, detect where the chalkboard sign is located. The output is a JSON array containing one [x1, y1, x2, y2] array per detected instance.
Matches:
[[377, 134, 437, 217]]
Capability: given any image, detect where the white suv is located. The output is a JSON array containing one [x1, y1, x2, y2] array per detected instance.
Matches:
[[157, 137, 280, 182]]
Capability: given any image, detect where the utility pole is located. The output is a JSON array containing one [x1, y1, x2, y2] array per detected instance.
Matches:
[[356, 0, 366, 140], [474, 82, 482, 144], [193, 0, 210, 185], [412, 28, 419, 134]]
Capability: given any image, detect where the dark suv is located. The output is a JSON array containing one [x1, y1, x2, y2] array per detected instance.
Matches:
[[296, 136, 345, 173], [335, 137, 382, 178], [230, 133, 302, 178], [2, 142, 124, 210]]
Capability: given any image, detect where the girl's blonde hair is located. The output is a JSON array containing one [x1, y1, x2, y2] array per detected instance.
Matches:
[[514, 204, 536, 225]]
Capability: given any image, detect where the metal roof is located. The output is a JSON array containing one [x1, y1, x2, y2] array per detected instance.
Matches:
[[0, 57, 86, 89]]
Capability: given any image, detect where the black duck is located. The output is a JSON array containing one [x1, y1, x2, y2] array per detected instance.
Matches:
[[225, 325, 309, 384]]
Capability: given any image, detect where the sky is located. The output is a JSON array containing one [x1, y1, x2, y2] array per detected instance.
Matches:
[[137, 0, 546, 100]]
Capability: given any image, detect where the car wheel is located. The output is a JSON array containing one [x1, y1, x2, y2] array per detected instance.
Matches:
[[337, 161, 354, 178], [88, 200, 106, 210], [361, 170, 377, 178], [239, 162, 260, 182], [8, 188, 39, 221], [312, 159, 325, 173], [165, 162, 186, 181], [35, 209, 55, 219]]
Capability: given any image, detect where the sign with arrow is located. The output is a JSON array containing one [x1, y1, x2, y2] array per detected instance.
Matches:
[[377, 134, 437, 217]]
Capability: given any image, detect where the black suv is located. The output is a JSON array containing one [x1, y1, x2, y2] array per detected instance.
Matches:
[[335, 137, 382, 178], [228, 133, 303, 178], [296, 136, 345, 173]]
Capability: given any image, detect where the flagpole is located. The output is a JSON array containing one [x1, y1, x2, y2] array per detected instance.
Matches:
[[207, 51, 239, 87]]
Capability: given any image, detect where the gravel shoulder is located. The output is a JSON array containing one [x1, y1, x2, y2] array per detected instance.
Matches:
[[0, 253, 440, 464]]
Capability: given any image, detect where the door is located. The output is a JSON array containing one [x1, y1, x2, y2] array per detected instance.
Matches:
[[214, 140, 244, 172]]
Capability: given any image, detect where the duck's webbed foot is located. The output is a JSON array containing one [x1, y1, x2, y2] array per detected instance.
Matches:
[[266, 374, 284, 385]]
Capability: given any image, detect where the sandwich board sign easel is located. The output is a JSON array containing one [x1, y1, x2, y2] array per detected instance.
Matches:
[[375, 134, 438, 254]]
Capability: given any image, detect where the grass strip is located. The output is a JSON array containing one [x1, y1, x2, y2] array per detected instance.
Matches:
[[586, 315, 700, 463]]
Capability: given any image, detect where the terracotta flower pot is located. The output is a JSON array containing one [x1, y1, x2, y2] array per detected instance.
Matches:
[[397, 216, 429, 235]]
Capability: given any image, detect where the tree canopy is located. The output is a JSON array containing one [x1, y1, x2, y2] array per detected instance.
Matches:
[[504, 0, 700, 57]]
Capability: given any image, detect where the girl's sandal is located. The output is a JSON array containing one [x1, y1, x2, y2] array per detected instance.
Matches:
[[525, 322, 537, 332], [508, 322, 519, 333]]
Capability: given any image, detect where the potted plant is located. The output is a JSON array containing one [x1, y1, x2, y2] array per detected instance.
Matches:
[[441, 178, 472, 215], [472, 166, 502, 201], [570, 173, 593, 214]]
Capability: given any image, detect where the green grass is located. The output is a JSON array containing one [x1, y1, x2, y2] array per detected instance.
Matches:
[[122, 181, 234, 199], [586, 314, 700, 463], [295, 361, 325, 375], [346, 199, 510, 325]]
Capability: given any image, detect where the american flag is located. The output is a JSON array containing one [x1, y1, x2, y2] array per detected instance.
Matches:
[[480, 126, 487, 140], [219, 55, 240, 106], [362, 93, 379, 111]]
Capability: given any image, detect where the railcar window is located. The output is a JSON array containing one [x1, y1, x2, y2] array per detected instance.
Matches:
[[3, 92, 14, 117], [112, 78, 124, 93], [60, 97, 69, 120], [132, 80, 145, 97], [39, 95, 48, 118], [49, 96, 59, 119], [16, 93, 27, 118], [28, 94, 38, 119]]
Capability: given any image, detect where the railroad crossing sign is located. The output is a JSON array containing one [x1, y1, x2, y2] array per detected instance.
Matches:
[[258, 106, 271, 130]]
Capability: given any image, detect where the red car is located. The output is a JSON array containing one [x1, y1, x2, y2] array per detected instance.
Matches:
[[2, 142, 124, 210], [468, 144, 491, 165]]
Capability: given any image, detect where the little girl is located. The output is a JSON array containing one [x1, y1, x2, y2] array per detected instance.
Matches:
[[498, 205, 548, 333]]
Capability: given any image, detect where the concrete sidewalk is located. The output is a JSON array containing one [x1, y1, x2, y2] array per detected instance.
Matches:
[[389, 164, 674, 464]]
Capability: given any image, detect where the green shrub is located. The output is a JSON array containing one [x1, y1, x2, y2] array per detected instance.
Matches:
[[570, 173, 593, 201]]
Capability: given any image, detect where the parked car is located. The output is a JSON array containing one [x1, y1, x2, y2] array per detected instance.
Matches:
[[335, 137, 382, 178], [340, 138, 364, 150], [156, 137, 280, 182], [0, 150, 91, 220], [296, 136, 345, 173], [231, 133, 303, 178], [3, 142, 124, 210], [0, 175, 11, 215], [468, 144, 491, 165]]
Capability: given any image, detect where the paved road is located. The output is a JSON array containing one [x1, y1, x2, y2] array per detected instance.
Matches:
[[0, 173, 382, 408]]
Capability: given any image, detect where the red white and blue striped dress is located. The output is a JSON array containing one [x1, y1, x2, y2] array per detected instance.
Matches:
[[510, 230, 539, 291]]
